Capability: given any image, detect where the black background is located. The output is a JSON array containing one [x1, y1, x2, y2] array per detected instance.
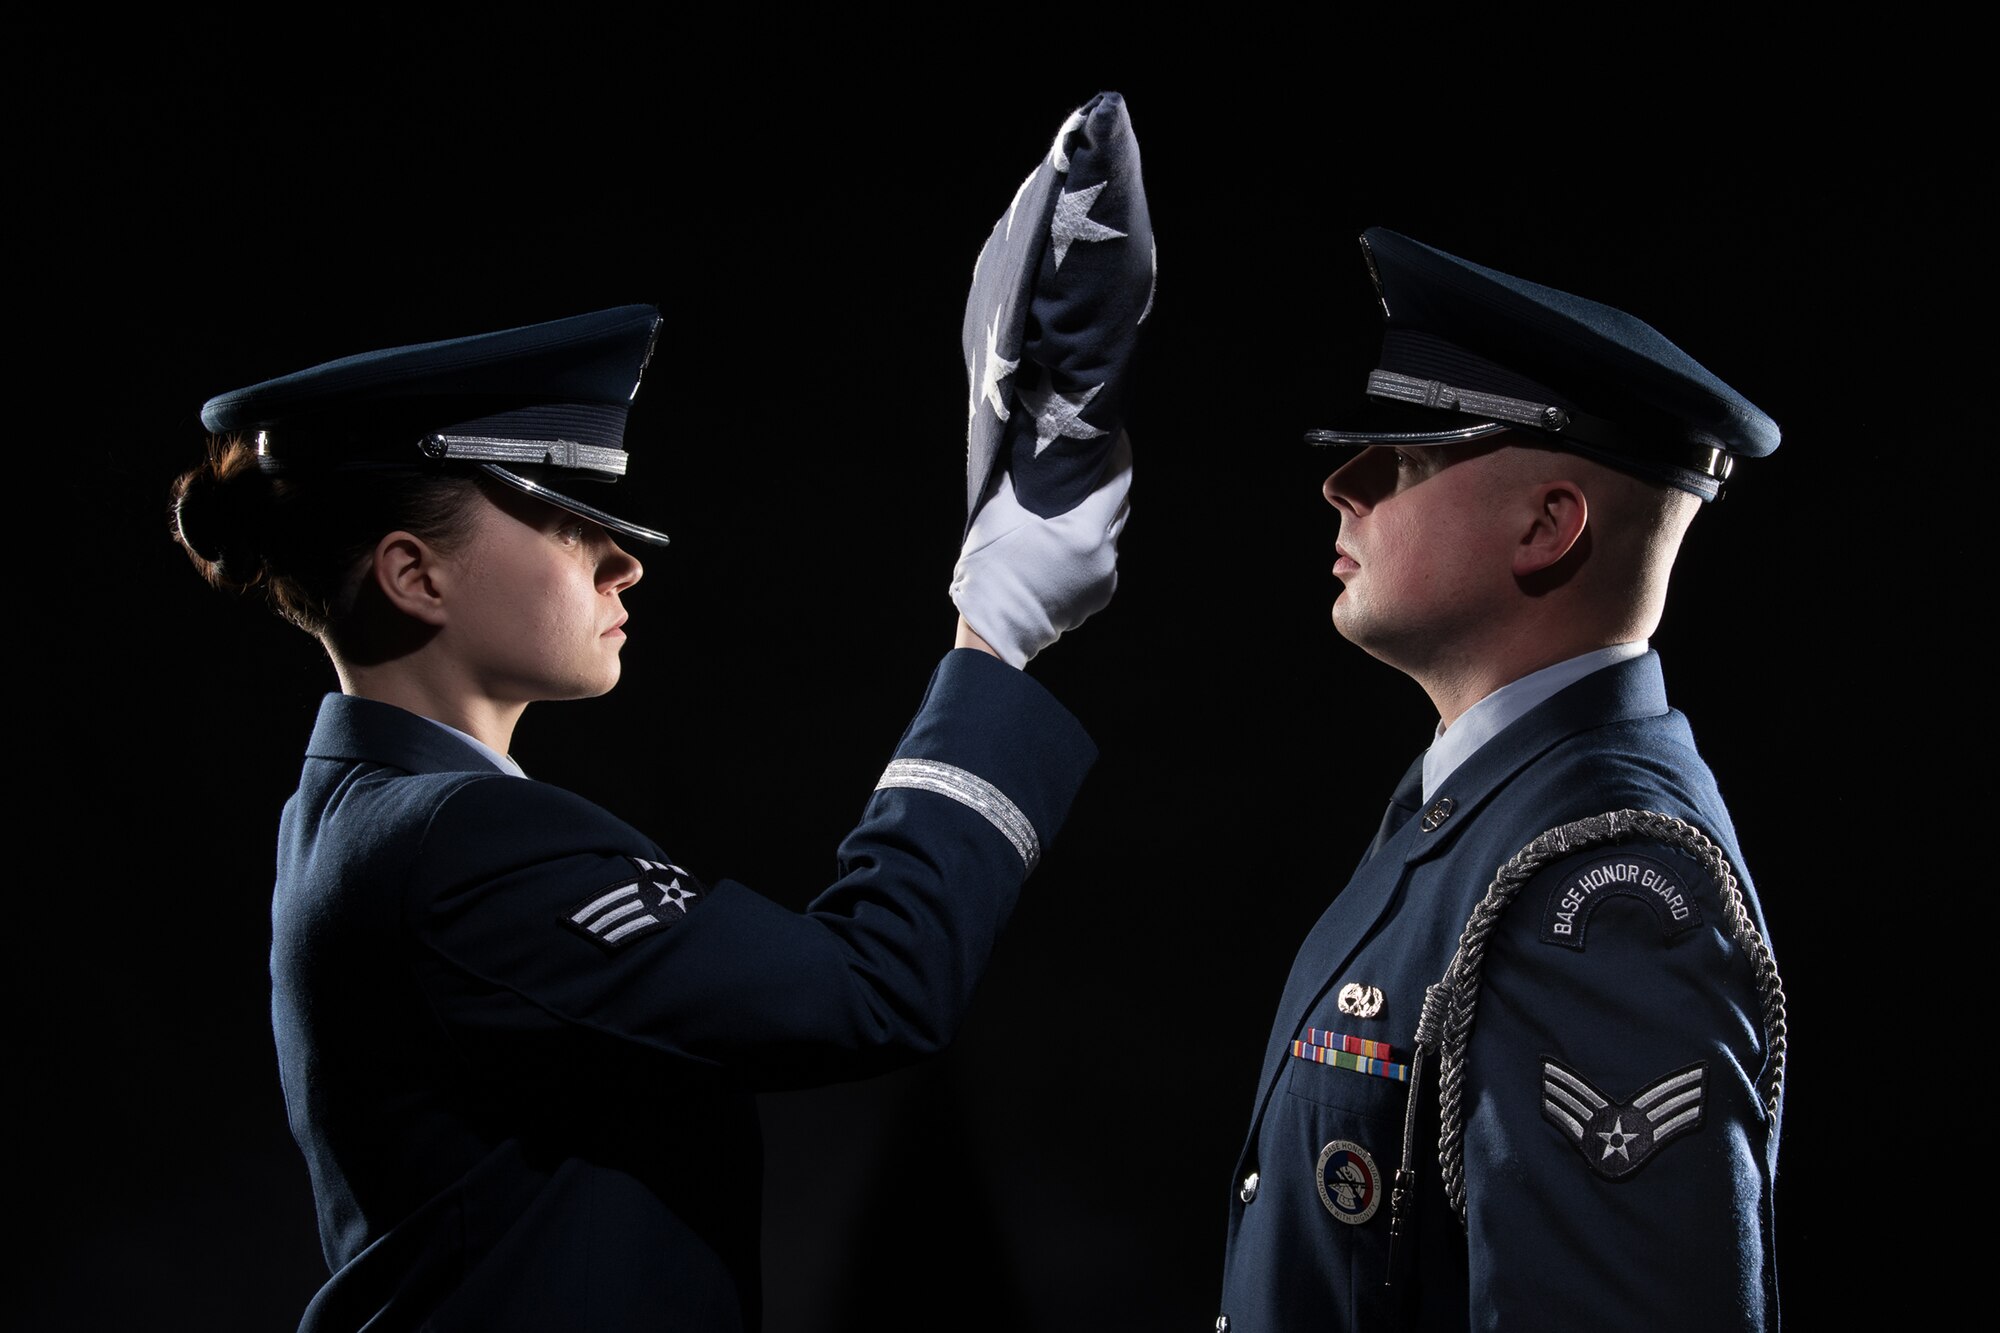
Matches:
[[22, 18, 1944, 1332]]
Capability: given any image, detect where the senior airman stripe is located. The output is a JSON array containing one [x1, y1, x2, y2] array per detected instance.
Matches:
[[562, 858, 703, 954], [1541, 1057, 1708, 1180], [569, 883, 661, 945]]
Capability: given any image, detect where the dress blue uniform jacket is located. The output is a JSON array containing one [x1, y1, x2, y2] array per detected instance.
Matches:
[[1218, 652, 1782, 1331], [271, 649, 1095, 1332]]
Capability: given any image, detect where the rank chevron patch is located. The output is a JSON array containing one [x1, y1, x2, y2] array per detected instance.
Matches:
[[1540, 1057, 1707, 1180], [563, 857, 704, 953]]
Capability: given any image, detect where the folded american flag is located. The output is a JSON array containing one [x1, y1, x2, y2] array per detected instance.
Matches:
[[962, 91, 1154, 527]]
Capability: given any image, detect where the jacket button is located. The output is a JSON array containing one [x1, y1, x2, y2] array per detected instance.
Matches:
[[1239, 1171, 1260, 1203], [1215, 1318, 1230, 1332]]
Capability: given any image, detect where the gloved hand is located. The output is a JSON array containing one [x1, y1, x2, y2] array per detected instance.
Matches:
[[950, 431, 1133, 669]]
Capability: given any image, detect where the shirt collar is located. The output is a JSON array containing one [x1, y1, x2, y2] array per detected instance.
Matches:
[[421, 717, 527, 778], [1421, 641, 1648, 802]]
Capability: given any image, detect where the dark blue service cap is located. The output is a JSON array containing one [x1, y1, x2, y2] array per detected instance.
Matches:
[[200, 304, 670, 544], [1307, 229, 1779, 501], [962, 91, 1154, 526]]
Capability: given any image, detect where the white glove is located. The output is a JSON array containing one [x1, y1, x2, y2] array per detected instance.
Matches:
[[949, 432, 1133, 669]]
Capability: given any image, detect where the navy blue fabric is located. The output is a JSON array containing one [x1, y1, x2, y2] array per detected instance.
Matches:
[[1320, 229, 1779, 500], [201, 304, 662, 441], [1217, 653, 1782, 1331], [271, 650, 1094, 1332], [198, 303, 671, 543], [962, 92, 1154, 524]]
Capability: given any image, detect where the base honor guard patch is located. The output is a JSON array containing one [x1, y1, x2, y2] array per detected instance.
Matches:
[[1538, 849, 1704, 950], [564, 857, 704, 953], [1541, 1057, 1707, 1180], [1315, 1140, 1382, 1224]]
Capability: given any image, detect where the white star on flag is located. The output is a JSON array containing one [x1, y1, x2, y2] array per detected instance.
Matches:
[[1048, 182, 1126, 269], [977, 310, 1019, 422], [1019, 377, 1107, 455], [1047, 106, 1087, 173]]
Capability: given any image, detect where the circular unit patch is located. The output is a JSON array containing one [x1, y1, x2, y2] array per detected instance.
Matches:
[[1315, 1139, 1382, 1225]]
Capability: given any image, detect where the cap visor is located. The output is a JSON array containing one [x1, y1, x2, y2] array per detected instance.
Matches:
[[1304, 399, 1512, 448], [481, 465, 671, 547]]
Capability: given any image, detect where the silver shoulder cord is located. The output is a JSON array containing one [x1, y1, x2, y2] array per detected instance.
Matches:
[[1383, 809, 1789, 1288]]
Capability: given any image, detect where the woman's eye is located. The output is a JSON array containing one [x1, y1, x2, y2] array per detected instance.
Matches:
[[557, 521, 588, 545]]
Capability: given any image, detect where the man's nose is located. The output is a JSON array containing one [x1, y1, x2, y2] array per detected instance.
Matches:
[[1324, 455, 1369, 514], [600, 541, 643, 593]]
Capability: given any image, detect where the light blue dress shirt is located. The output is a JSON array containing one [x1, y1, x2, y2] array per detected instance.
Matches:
[[422, 716, 527, 778], [1421, 641, 1649, 802]]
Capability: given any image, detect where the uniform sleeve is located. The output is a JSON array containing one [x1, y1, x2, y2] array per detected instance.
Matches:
[[1456, 830, 1783, 1330], [400, 648, 1095, 1093]]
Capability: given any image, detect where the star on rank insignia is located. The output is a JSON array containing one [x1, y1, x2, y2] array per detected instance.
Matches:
[[1541, 1057, 1708, 1180], [563, 857, 706, 953]]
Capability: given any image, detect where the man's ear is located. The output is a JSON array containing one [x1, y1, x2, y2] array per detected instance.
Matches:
[[371, 531, 451, 627], [1515, 480, 1588, 577]]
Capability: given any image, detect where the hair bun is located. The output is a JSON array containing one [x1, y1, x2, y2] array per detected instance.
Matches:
[[173, 458, 269, 583]]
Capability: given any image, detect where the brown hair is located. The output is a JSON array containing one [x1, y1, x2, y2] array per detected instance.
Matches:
[[170, 437, 486, 644]]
